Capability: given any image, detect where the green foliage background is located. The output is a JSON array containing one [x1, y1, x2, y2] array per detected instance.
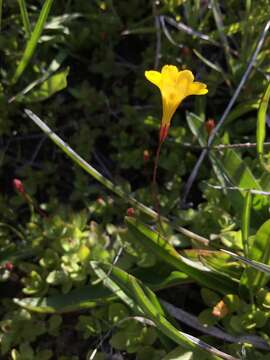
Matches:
[[1, 0, 270, 359]]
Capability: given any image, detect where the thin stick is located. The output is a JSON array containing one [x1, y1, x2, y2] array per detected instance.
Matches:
[[25, 109, 210, 246], [152, 0, 161, 69], [181, 20, 270, 207], [174, 141, 270, 150], [162, 300, 270, 350], [206, 183, 270, 196]]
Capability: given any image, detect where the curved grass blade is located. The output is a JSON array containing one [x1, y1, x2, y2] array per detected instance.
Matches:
[[185, 249, 243, 281], [24, 108, 210, 246], [241, 190, 252, 257], [239, 219, 270, 291], [223, 249, 270, 276], [17, 0, 31, 37], [14, 284, 113, 313], [93, 262, 236, 360], [225, 99, 260, 125], [125, 217, 238, 294], [15, 267, 189, 313], [130, 279, 238, 360], [20, 67, 69, 103], [91, 261, 141, 313], [210, 0, 233, 71], [12, 0, 54, 83], [9, 51, 67, 103], [181, 20, 270, 206], [257, 81, 270, 168]]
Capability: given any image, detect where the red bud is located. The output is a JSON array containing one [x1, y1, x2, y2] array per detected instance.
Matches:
[[127, 207, 135, 217], [13, 178, 25, 194], [181, 47, 191, 57], [5, 262, 14, 271], [205, 119, 215, 136]]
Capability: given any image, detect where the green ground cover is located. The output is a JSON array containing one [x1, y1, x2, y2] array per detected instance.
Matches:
[[1, 0, 270, 359]]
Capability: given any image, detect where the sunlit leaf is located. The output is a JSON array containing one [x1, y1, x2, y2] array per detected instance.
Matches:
[[19, 67, 69, 103], [12, 0, 54, 83]]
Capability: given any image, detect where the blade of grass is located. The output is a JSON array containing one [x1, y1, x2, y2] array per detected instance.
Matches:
[[210, 0, 233, 72], [130, 276, 237, 360], [94, 262, 235, 359], [91, 262, 139, 312], [14, 283, 114, 313], [125, 216, 238, 294], [24, 109, 156, 218], [17, 0, 31, 38], [0, 0, 3, 31], [16, 267, 189, 313], [9, 51, 67, 103], [222, 249, 270, 276], [257, 81, 270, 168], [239, 219, 270, 292], [241, 190, 252, 257], [12, 0, 54, 83], [24, 108, 210, 246], [225, 99, 260, 125]]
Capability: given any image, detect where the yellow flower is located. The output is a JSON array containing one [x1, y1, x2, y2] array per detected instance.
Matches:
[[145, 65, 208, 142]]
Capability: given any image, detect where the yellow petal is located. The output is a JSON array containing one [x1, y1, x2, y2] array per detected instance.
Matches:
[[188, 81, 208, 95], [178, 70, 194, 83], [145, 70, 161, 87], [161, 65, 179, 80]]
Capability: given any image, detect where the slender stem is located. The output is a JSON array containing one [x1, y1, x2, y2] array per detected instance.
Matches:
[[152, 140, 164, 231], [17, 0, 31, 38]]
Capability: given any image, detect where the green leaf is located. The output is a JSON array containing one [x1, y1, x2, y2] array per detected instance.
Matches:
[[17, 0, 31, 38], [91, 261, 141, 313], [163, 346, 209, 360], [257, 81, 270, 167], [125, 217, 237, 294], [12, 0, 54, 83], [240, 219, 270, 291], [94, 262, 233, 359], [186, 112, 227, 187], [224, 249, 270, 276], [129, 274, 234, 359], [187, 112, 268, 222], [189, 250, 242, 281], [219, 149, 268, 223], [14, 284, 113, 313], [19, 67, 69, 103], [222, 149, 261, 189], [225, 100, 260, 125], [241, 190, 252, 257], [15, 266, 188, 313]]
